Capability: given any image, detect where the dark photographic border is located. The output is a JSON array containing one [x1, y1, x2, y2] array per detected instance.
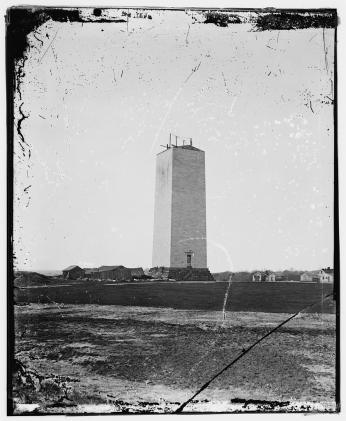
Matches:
[[6, 6, 339, 415]]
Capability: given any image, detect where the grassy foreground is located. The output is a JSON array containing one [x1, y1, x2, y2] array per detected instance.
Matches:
[[14, 281, 335, 313]]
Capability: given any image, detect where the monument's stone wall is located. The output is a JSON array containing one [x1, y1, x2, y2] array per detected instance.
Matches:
[[171, 148, 207, 268], [152, 145, 207, 269], [149, 267, 214, 281], [152, 148, 173, 267]]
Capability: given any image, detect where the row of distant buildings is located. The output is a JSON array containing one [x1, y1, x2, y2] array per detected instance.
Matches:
[[62, 265, 146, 281], [63, 265, 334, 284], [252, 268, 334, 284]]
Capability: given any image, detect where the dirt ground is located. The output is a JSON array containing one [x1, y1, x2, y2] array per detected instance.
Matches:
[[12, 304, 336, 414]]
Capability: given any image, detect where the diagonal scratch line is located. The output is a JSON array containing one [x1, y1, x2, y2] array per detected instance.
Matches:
[[150, 86, 183, 151], [39, 30, 59, 63], [309, 33, 318, 42], [175, 292, 333, 413], [184, 61, 201, 84], [151, 62, 202, 152]]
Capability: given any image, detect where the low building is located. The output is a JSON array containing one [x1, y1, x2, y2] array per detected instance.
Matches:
[[265, 271, 276, 282], [62, 265, 85, 280], [300, 271, 317, 282], [84, 268, 98, 279], [252, 271, 275, 282], [300, 268, 333, 283], [319, 267, 334, 283], [274, 271, 289, 282], [129, 267, 145, 279], [97, 265, 131, 281], [252, 271, 262, 282]]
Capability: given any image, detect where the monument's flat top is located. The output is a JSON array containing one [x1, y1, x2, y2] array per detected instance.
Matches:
[[175, 145, 203, 152], [157, 144, 204, 155]]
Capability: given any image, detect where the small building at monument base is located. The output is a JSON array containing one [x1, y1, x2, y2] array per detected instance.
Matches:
[[149, 267, 215, 282]]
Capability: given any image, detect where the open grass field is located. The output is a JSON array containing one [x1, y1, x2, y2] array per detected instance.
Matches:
[[13, 303, 336, 414], [14, 281, 335, 313]]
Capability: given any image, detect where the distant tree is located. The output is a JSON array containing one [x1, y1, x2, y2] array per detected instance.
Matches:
[[204, 12, 241, 27]]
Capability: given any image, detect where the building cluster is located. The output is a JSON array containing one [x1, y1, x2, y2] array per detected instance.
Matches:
[[62, 265, 146, 282], [299, 268, 334, 284], [252, 270, 283, 282], [251, 268, 334, 284]]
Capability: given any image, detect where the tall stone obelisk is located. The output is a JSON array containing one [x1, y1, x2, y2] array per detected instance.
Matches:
[[151, 139, 213, 281]]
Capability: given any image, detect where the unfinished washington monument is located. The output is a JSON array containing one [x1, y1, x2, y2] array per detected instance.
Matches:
[[151, 136, 214, 281]]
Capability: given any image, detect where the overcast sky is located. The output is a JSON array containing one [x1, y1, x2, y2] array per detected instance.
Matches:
[[13, 9, 335, 272]]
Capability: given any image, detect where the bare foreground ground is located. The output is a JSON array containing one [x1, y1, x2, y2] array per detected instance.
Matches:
[[13, 302, 336, 414]]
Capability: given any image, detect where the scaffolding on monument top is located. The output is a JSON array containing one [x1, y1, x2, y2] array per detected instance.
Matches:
[[160, 133, 193, 150]]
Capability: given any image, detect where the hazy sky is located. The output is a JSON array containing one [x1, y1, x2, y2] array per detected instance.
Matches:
[[13, 9, 334, 272]]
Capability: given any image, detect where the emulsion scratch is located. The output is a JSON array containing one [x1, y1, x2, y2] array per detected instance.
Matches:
[[16, 55, 28, 102], [185, 24, 190, 45], [17, 103, 31, 155], [180, 237, 234, 379], [309, 33, 318, 42], [51, 45, 58, 63], [186, 273, 232, 379], [322, 27, 329, 74], [221, 72, 230, 95], [222, 274, 232, 322], [151, 62, 202, 151], [39, 30, 59, 63], [221, 73, 238, 116], [185, 61, 201, 83], [33, 32, 43, 47]]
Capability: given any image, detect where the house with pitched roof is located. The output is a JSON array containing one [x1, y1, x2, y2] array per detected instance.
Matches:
[[96, 265, 131, 281], [62, 265, 85, 280], [300, 268, 333, 283], [319, 267, 334, 283]]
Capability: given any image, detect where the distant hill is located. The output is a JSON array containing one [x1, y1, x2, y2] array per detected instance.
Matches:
[[32, 270, 62, 277], [212, 271, 232, 282], [213, 271, 251, 282], [14, 271, 57, 288]]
